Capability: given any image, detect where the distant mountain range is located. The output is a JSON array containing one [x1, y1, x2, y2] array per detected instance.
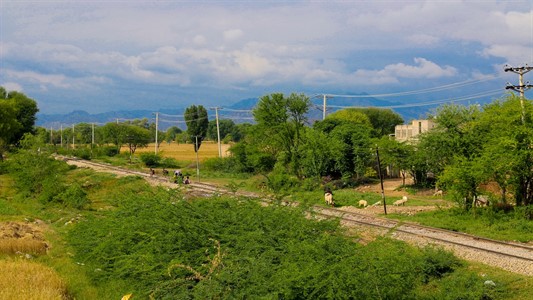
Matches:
[[36, 94, 434, 130]]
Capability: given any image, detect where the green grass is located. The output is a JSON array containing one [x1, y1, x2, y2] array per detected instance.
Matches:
[[389, 207, 533, 243], [4, 154, 533, 299]]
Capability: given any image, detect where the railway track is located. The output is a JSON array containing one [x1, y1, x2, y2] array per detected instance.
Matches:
[[315, 206, 533, 275], [61, 156, 533, 275]]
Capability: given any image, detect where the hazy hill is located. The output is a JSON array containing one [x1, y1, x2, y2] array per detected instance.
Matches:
[[36, 94, 432, 130]]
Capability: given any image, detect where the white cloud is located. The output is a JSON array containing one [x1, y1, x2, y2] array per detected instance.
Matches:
[[6, 70, 70, 89], [407, 34, 440, 46], [1, 82, 23, 93], [192, 35, 207, 46], [224, 29, 244, 41], [383, 58, 457, 79], [1, 1, 530, 113]]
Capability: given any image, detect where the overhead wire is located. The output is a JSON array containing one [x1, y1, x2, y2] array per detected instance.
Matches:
[[320, 75, 502, 98], [327, 89, 505, 109]]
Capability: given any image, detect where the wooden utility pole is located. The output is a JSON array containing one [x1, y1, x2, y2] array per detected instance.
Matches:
[[504, 64, 533, 123], [375, 147, 387, 215], [155, 112, 159, 154], [210, 107, 222, 157], [322, 94, 332, 120], [195, 135, 200, 182]]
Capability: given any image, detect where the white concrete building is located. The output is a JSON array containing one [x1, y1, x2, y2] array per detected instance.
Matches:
[[394, 119, 436, 143]]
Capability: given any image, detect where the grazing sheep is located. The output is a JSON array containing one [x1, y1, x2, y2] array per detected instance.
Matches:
[[433, 190, 443, 197], [393, 199, 408, 206], [474, 195, 489, 207], [324, 192, 334, 207], [358, 200, 368, 208]]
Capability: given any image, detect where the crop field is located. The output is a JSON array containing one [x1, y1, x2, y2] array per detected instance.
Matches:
[[125, 141, 231, 162]]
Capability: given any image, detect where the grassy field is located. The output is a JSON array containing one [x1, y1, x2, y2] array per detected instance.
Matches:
[[127, 141, 231, 162], [3, 150, 533, 299]]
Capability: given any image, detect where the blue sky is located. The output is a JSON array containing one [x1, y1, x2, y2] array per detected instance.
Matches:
[[1, 0, 532, 115]]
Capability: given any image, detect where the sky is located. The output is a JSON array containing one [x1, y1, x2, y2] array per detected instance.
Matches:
[[1, 0, 532, 116]]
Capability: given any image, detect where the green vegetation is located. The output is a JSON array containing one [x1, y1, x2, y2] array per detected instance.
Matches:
[[2, 87, 533, 298], [390, 207, 533, 243], [1, 140, 530, 299]]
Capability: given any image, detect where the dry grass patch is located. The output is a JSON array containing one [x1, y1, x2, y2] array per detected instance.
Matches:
[[131, 142, 230, 162], [0, 258, 68, 300], [0, 221, 49, 255]]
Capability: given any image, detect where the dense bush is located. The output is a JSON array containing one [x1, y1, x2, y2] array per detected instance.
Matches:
[[67, 194, 491, 299], [73, 147, 92, 160], [5, 149, 71, 198], [203, 157, 237, 173], [95, 145, 119, 157], [54, 183, 90, 209], [139, 152, 161, 167]]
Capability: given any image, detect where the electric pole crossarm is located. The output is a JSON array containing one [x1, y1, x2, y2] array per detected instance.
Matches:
[[504, 64, 532, 124]]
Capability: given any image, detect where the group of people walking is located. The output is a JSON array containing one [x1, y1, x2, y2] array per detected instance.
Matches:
[[150, 168, 190, 184], [171, 169, 190, 184]]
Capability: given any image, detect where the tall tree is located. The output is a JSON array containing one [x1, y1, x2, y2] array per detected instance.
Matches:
[[100, 123, 129, 153], [124, 125, 152, 157], [165, 126, 182, 144], [0, 87, 39, 145], [184, 105, 208, 152], [471, 95, 533, 206], [206, 119, 236, 142], [0, 87, 39, 160], [253, 93, 310, 176]]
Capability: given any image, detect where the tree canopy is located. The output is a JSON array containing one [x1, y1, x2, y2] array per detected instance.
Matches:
[[0, 87, 39, 159], [184, 105, 208, 152]]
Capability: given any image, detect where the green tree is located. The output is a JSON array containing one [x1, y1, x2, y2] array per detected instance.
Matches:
[[184, 105, 208, 152], [358, 107, 404, 137], [124, 125, 152, 157], [252, 93, 310, 176], [0, 87, 39, 157], [417, 104, 482, 180], [165, 126, 182, 144], [439, 156, 486, 211], [8, 90, 39, 143], [472, 95, 533, 205], [100, 123, 128, 153], [314, 117, 373, 179], [327, 107, 403, 137], [206, 119, 236, 142], [0, 100, 21, 160], [300, 128, 342, 178], [375, 136, 414, 186]]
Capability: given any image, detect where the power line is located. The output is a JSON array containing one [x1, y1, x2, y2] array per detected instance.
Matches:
[[327, 89, 504, 109], [315, 76, 501, 99]]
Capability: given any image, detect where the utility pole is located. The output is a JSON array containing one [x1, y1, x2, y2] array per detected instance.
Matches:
[[322, 94, 333, 120], [375, 147, 387, 215], [155, 112, 159, 155], [91, 123, 95, 158], [50, 126, 53, 146], [60, 124, 63, 148], [195, 135, 200, 182], [210, 107, 222, 158], [504, 64, 533, 123], [72, 124, 75, 149]]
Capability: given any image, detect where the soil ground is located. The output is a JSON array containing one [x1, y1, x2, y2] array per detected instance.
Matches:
[[340, 177, 450, 216]]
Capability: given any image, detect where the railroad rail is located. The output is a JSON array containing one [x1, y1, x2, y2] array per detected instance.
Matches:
[[60, 156, 533, 275]]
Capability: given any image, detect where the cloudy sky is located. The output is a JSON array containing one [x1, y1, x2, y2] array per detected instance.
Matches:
[[1, 0, 532, 115]]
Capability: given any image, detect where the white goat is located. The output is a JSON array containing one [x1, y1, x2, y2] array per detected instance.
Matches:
[[393, 196, 408, 206], [358, 200, 368, 208], [324, 192, 334, 206]]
